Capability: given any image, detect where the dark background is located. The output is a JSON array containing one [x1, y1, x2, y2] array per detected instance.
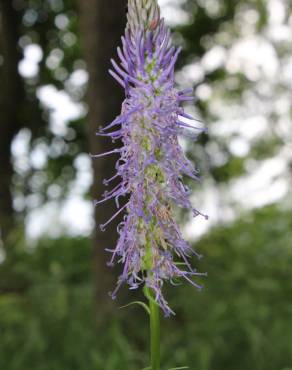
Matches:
[[0, 0, 291, 369]]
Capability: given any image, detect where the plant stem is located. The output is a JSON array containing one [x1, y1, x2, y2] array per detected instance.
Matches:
[[144, 237, 161, 370], [149, 290, 160, 370]]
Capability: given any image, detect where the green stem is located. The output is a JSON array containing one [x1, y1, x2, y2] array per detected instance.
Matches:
[[149, 290, 160, 370], [144, 229, 161, 369]]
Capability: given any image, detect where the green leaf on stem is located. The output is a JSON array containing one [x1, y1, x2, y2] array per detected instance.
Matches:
[[118, 301, 150, 315], [143, 286, 157, 305]]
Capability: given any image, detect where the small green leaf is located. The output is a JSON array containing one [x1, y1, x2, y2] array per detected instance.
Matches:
[[143, 286, 157, 306], [168, 367, 189, 370], [118, 301, 150, 315], [141, 367, 151, 370]]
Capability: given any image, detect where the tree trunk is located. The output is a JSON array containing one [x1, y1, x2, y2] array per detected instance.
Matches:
[[0, 1, 24, 248], [79, 0, 127, 313]]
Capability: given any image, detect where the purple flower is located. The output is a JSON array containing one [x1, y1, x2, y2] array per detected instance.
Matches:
[[95, 0, 207, 316]]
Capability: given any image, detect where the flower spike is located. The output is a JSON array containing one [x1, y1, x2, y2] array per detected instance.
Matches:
[[96, 0, 207, 316]]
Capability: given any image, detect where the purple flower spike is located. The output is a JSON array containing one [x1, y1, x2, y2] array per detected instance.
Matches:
[[95, 0, 207, 316]]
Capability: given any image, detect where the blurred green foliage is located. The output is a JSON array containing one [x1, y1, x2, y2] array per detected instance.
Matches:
[[1, 204, 291, 370]]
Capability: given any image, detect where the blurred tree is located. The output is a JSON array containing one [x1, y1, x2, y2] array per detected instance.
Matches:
[[78, 0, 127, 312], [0, 0, 127, 308], [0, 1, 26, 244], [175, 0, 291, 206], [0, 0, 89, 248]]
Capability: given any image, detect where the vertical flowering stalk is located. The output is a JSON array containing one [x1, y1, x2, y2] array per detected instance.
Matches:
[[94, 0, 207, 368]]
